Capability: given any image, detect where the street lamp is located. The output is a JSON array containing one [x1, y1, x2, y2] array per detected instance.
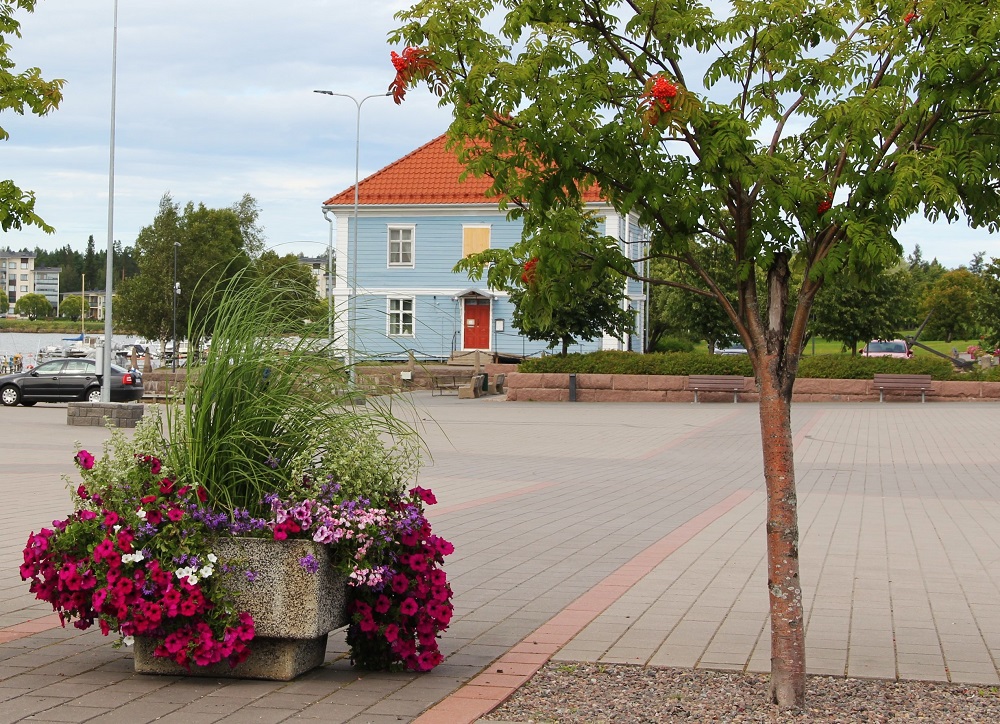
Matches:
[[100, 0, 120, 401], [313, 90, 391, 383], [172, 242, 180, 372]]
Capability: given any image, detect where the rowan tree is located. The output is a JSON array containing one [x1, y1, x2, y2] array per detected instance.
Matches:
[[0, 0, 65, 233], [392, 0, 1000, 708]]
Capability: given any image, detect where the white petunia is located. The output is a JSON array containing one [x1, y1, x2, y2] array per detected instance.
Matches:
[[207, 553, 218, 564], [199, 565, 214, 579], [123, 636, 134, 646], [136, 509, 147, 520]]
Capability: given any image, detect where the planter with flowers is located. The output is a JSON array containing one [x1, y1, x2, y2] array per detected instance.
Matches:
[[20, 269, 454, 679]]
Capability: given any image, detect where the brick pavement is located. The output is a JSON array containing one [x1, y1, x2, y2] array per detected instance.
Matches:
[[1, 398, 998, 723]]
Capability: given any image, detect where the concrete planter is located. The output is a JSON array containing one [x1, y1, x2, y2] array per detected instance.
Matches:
[[134, 538, 349, 680]]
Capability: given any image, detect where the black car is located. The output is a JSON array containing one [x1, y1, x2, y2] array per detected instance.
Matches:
[[0, 358, 143, 407]]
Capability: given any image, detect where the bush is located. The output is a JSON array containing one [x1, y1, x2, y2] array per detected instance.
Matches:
[[519, 350, 982, 381], [520, 351, 753, 376], [796, 355, 955, 380], [653, 336, 697, 353]]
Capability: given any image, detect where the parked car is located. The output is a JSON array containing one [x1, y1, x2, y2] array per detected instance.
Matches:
[[0, 358, 143, 407], [861, 339, 912, 358], [717, 344, 748, 355]]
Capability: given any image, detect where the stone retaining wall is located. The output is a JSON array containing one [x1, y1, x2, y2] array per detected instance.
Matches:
[[67, 402, 146, 427], [505, 373, 1000, 403]]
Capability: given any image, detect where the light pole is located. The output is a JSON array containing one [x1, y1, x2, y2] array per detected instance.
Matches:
[[100, 0, 120, 401], [312, 90, 390, 383], [172, 242, 180, 372]]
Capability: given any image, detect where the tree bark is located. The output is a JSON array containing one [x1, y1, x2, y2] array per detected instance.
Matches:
[[758, 367, 805, 709]]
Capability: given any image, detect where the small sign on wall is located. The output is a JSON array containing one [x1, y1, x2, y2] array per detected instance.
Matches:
[[494, 319, 504, 332]]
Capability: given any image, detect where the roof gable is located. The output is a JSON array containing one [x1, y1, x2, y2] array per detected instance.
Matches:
[[323, 134, 603, 207]]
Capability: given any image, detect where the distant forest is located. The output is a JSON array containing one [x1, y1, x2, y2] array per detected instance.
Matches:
[[17, 236, 138, 295]]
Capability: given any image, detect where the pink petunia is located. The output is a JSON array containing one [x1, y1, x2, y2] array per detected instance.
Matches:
[[391, 573, 410, 594], [409, 486, 437, 505], [75, 450, 95, 469]]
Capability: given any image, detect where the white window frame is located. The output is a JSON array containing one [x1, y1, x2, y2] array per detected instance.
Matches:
[[387, 297, 415, 337], [387, 225, 415, 268]]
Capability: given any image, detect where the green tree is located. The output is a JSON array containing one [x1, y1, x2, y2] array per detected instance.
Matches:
[[0, 1, 65, 233], [14, 292, 51, 318], [116, 194, 260, 342], [648, 238, 741, 353], [921, 268, 982, 342], [979, 258, 1000, 350], [394, 0, 1000, 707], [904, 244, 948, 328], [456, 209, 634, 354], [253, 251, 319, 320], [810, 265, 911, 354], [83, 235, 100, 290], [59, 293, 84, 320], [0, 288, 8, 314]]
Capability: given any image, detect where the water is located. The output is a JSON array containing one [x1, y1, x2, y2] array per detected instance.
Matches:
[[0, 331, 145, 368]]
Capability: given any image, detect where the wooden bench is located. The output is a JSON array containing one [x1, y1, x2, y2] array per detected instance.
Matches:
[[688, 375, 747, 403], [873, 373, 934, 403]]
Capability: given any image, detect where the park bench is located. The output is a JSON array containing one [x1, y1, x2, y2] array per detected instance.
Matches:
[[431, 376, 462, 396], [688, 374, 748, 403], [458, 373, 486, 399], [488, 373, 506, 395], [873, 373, 934, 403]]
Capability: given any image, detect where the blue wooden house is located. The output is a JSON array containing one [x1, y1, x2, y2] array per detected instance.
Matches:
[[321, 134, 647, 362]]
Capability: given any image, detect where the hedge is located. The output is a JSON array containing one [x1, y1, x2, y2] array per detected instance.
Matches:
[[518, 350, 1000, 382]]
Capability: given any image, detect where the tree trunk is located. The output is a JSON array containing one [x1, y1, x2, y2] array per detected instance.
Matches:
[[758, 369, 805, 709]]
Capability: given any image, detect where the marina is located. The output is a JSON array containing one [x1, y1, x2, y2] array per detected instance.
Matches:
[[0, 331, 164, 371]]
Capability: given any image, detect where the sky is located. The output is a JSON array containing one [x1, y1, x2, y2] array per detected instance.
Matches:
[[2, 0, 997, 270]]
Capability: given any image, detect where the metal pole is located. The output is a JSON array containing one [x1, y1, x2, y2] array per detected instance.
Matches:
[[172, 242, 179, 371], [322, 210, 334, 345], [312, 90, 390, 385], [101, 0, 119, 401]]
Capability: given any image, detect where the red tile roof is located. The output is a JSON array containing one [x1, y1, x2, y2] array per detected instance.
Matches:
[[322, 133, 603, 206]]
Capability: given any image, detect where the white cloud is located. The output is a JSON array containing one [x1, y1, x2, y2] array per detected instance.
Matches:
[[2, 0, 997, 271]]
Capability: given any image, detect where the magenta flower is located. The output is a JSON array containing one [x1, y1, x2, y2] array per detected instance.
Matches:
[[409, 486, 437, 505], [75, 450, 95, 470]]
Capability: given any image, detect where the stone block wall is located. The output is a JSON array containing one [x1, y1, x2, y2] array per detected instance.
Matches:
[[67, 402, 146, 427], [506, 373, 1000, 403]]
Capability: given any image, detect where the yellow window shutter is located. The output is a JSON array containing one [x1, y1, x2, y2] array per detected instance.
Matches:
[[462, 227, 491, 257]]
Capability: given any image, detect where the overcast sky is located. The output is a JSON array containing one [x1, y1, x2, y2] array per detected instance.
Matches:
[[3, 0, 996, 269]]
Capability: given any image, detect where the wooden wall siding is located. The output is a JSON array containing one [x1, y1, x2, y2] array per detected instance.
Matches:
[[333, 205, 641, 360]]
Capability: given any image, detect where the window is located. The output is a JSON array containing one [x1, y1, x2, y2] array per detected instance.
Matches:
[[64, 359, 95, 374], [462, 226, 491, 257], [388, 298, 414, 336], [388, 226, 414, 267], [21, 285, 28, 292], [20, 262, 28, 269], [20, 274, 28, 281], [7, 262, 14, 269]]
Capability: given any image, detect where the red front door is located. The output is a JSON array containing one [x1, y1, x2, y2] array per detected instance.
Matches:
[[463, 298, 490, 349]]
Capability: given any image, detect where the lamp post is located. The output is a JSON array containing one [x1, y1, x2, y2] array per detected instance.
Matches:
[[100, 0, 120, 401], [172, 242, 180, 371], [312, 90, 390, 383]]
